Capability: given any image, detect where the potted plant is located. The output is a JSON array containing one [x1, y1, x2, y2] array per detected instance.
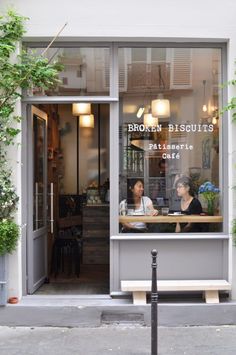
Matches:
[[0, 164, 19, 306], [0, 220, 19, 305], [198, 181, 220, 216]]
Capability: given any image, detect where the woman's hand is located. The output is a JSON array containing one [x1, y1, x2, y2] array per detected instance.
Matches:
[[147, 204, 159, 216], [151, 209, 159, 216]]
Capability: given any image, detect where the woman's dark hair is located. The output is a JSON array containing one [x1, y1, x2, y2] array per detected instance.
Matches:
[[175, 176, 195, 197], [127, 178, 144, 207]]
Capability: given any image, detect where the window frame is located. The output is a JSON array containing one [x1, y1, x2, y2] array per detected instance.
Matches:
[[22, 41, 228, 239]]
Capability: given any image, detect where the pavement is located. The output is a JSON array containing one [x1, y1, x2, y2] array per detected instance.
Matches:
[[0, 325, 236, 355]]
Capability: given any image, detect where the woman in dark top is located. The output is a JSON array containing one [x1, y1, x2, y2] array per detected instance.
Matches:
[[175, 176, 203, 233]]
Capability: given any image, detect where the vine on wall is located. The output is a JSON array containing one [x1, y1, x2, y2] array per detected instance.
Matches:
[[0, 10, 62, 255], [221, 62, 236, 245]]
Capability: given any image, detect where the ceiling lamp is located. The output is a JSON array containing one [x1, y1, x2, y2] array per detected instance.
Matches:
[[80, 114, 94, 128], [151, 65, 170, 118], [143, 113, 159, 127], [151, 94, 170, 118], [72, 103, 91, 116]]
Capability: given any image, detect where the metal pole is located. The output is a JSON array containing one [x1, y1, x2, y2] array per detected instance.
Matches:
[[77, 116, 79, 194], [98, 104, 101, 189], [151, 249, 158, 355]]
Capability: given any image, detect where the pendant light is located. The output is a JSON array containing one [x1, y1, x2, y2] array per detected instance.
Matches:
[[142, 104, 158, 127], [151, 93, 170, 118], [72, 103, 94, 128], [151, 64, 170, 118], [79, 114, 94, 128], [72, 102, 91, 116]]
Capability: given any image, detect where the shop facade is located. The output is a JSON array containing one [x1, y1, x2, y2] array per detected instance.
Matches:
[[1, 0, 236, 304]]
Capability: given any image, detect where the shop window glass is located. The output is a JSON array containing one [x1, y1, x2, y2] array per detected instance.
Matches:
[[151, 48, 166, 62], [27, 47, 110, 96], [119, 47, 223, 234]]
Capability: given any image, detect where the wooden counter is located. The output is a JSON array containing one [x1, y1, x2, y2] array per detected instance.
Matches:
[[82, 204, 109, 264], [119, 215, 223, 224]]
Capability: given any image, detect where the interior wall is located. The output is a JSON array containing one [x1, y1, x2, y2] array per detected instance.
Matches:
[[79, 104, 109, 192], [58, 105, 77, 194], [58, 104, 109, 194], [79, 105, 98, 192], [99, 104, 110, 184]]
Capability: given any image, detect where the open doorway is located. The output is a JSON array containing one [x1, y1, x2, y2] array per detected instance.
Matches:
[[27, 103, 110, 295]]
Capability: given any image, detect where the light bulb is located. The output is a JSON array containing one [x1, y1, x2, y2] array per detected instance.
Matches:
[[80, 114, 94, 128], [202, 104, 207, 113], [137, 106, 145, 118], [143, 113, 158, 127], [151, 98, 170, 118], [212, 116, 217, 125], [72, 103, 91, 116]]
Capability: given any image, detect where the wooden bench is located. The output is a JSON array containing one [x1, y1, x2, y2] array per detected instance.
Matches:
[[121, 280, 231, 305]]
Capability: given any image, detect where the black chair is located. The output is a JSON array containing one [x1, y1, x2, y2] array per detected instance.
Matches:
[[51, 227, 82, 277]]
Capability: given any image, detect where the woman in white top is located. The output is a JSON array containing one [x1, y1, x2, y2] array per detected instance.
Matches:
[[120, 178, 158, 232]]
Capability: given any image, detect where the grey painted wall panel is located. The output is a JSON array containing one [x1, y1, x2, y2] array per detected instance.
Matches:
[[116, 240, 227, 290]]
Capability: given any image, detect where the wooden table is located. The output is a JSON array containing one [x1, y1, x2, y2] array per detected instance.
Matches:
[[119, 215, 223, 224]]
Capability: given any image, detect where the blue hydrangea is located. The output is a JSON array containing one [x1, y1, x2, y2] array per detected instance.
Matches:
[[198, 181, 220, 194]]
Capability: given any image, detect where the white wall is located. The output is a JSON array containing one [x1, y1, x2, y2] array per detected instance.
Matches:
[[1, 0, 236, 298], [0, 0, 235, 40]]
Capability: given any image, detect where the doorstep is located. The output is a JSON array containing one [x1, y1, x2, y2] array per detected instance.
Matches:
[[0, 295, 236, 327]]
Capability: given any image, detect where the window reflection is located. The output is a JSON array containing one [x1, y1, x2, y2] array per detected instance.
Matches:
[[119, 47, 222, 233], [27, 48, 110, 96]]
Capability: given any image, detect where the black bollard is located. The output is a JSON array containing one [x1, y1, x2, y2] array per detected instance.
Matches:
[[151, 249, 158, 355]]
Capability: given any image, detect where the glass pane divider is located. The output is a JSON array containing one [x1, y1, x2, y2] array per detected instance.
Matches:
[[22, 96, 119, 103]]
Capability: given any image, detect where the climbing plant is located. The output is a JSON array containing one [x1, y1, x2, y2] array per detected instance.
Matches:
[[221, 62, 236, 245], [0, 10, 62, 254]]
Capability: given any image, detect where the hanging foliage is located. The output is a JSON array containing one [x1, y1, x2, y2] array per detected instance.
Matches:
[[221, 61, 236, 245], [0, 10, 63, 254]]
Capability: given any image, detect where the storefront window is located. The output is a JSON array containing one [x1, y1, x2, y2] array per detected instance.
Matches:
[[119, 47, 223, 233], [27, 47, 110, 96]]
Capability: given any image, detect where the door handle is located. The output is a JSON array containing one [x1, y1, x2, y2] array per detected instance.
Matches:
[[35, 182, 38, 230]]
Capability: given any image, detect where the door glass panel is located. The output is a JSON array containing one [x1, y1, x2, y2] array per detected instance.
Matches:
[[33, 115, 46, 230]]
